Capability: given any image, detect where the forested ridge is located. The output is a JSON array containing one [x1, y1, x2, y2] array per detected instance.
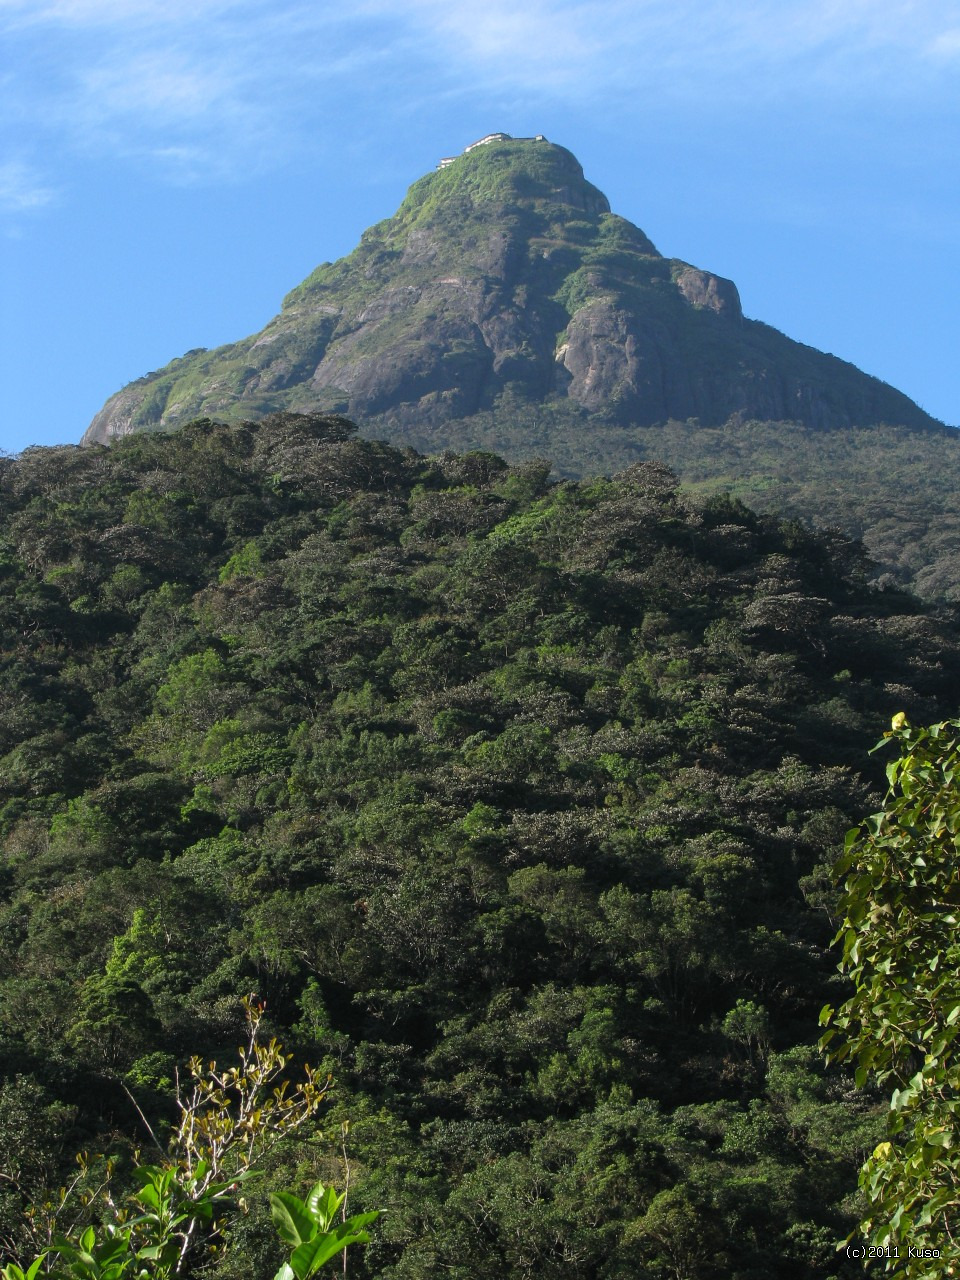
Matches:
[[382, 399, 960, 602], [3, 412, 960, 1278]]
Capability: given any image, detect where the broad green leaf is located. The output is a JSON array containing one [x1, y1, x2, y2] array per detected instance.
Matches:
[[284, 1212, 379, 1279], [290, 1231, 354, 1279], [133, 1182, 160, 1212], [269, 1192, 315, 1248], [305, 1182, 343, 1232]]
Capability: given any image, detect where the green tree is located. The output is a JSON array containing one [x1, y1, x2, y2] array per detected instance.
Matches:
[[822, 715, 960, 1274]]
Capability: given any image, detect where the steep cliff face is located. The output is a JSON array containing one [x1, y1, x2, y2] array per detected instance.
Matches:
[[83, 135, 941, 446]]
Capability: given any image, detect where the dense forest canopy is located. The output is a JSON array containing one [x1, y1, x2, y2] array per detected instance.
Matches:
[[2, 413, 960, 1277], [380, 400, 960, 604]]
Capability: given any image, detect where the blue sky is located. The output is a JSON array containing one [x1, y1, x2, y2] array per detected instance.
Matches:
[[2, 0, 959, 453]]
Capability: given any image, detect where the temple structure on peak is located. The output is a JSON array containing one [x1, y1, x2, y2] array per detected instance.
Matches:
[[437, 133, 546, 169]]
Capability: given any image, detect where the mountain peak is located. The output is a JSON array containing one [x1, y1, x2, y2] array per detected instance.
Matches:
[[420, 132, 612, 220], [82, 138, 940, 447]]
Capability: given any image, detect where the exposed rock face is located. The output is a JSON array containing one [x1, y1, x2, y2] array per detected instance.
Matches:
[[82, 135, 942, 446], [86, 386, 152, 443], [674, 267, 742, 319], [559, 301, 667, 415]]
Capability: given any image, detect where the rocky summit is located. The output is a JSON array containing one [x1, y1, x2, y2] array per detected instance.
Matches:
[[83, 133, 940, 447]]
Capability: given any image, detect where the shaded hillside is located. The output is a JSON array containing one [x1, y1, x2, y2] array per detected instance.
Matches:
[[4, 415, 960, 1278], [83, 136, 939, 444]]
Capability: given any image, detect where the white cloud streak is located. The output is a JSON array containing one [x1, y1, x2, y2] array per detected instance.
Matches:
[[0, 160, 56, 212], [0, 0, 240, 26], [400, 0, 960, 97]]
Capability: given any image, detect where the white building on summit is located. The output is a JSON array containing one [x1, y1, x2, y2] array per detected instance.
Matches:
[[437, 133, 547, 169], [463, 132, 511, 152]]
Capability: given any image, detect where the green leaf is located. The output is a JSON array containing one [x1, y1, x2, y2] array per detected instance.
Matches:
[[926, 1129, 953, 1148], [305, 1182, 343, 1233], [270, 1192, 315, 1248], [289, 1230, 356, 1279], [342, 1212, 379, 1234], [133, 1181, 161, 1211]]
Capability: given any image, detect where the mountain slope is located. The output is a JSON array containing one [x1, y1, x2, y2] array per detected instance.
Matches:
[[83, 135, 940, 445]]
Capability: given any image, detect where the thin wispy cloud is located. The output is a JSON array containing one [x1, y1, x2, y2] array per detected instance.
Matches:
[[0, 0, 241, 27], [0, 2, 392, 187], [385, 0, 960, 97], [0, 160, 56, 212], [928, 27, 960, 58], [79, 53, 233, 122]]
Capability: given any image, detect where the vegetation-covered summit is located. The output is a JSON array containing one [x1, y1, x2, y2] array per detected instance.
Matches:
[[4, 414, 960, 1277]]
